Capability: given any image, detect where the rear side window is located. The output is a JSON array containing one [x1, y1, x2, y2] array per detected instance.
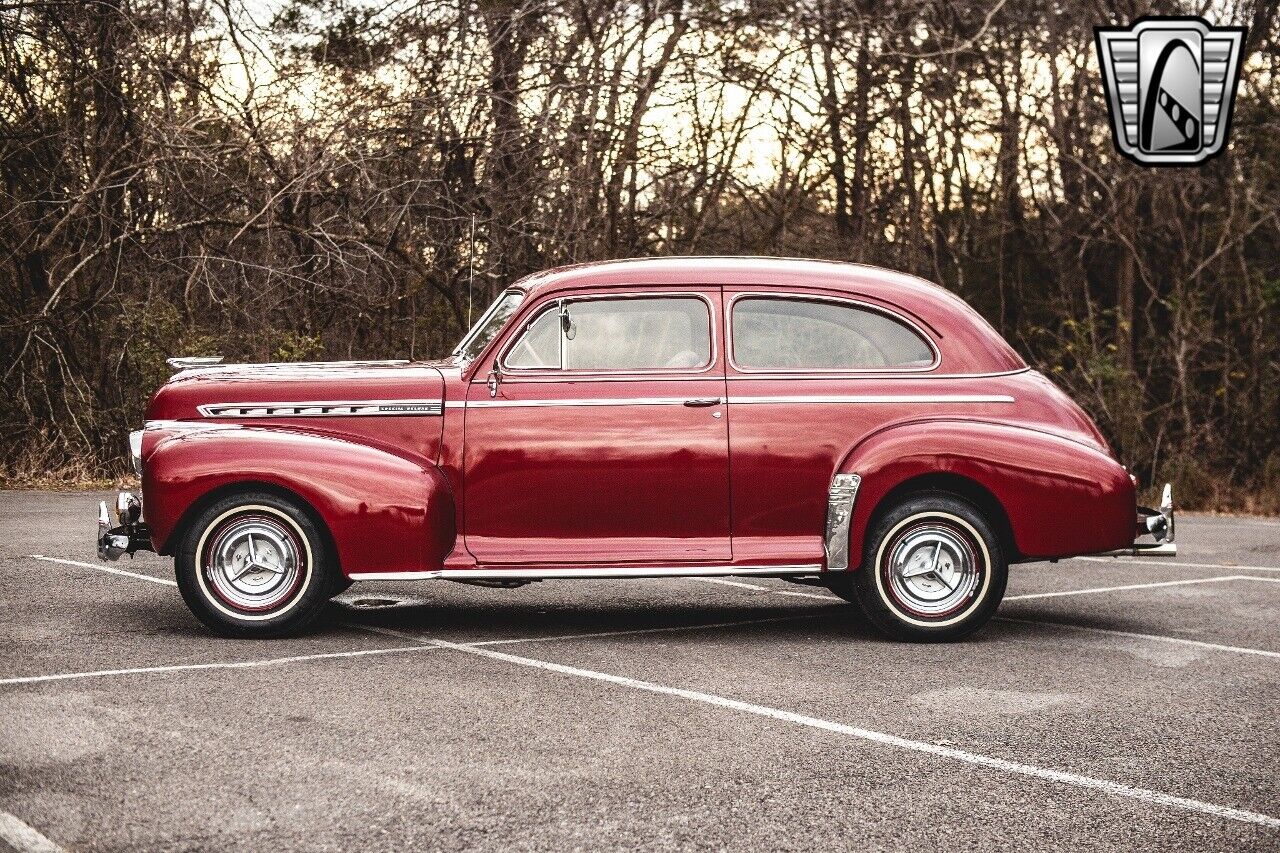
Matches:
[[731, 297, 934, 370], [505, 296, 712, 371]]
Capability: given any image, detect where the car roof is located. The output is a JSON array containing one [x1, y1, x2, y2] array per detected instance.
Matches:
[[514, 256, 941, 299], [508, 257, 1026, 374]]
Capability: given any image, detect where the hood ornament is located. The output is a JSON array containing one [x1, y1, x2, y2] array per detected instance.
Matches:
[[166, 356, 225, 373]]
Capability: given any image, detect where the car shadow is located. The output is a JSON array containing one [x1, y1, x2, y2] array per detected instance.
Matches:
[[118, 588, 1138, 648], [322, 594, 886, 643]]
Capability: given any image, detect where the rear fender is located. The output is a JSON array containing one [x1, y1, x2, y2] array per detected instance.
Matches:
[[143, 425, 455, 577], [840, 419, 1134, 564]]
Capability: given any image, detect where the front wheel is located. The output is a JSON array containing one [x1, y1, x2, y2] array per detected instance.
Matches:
[[176, 492, 334, 638], [850, 492, 1007, 642]]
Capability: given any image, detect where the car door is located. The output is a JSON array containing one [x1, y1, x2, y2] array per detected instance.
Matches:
[[723, 289, 941, 565], [462, 287, 731, 565]]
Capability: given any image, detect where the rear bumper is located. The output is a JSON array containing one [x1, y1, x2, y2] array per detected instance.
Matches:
[[1091, 483, 1176, 558], [97, 492, 153, 561]]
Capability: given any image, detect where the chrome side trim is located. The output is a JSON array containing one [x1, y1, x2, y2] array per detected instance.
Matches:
[[445, 394, 1012, 409], [725, 367, 1032, 381], [730, 394, 1015, 405], [347, 570, 444, 581], [244, 360, 410, 369], [348, 564, 822, 581], [824, 474, 862, 571], [458, 397, 699, 409], [198, 399, 443, 418], [170, 357, 411, 373]]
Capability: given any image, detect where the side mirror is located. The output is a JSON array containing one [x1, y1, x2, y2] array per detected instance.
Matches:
[[487, 367, 502, 398], [560, 305, 576, 340]]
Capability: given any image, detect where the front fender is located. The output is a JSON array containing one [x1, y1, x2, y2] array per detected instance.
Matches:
[[841, 419, 1134, 563], [142, 425, 455, 576]]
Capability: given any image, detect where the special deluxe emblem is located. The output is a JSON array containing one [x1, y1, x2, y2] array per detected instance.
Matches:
[[1095, 17, 1246, 166]]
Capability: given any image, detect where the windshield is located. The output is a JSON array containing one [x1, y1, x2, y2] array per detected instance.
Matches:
[[452, 290, 524, 363]]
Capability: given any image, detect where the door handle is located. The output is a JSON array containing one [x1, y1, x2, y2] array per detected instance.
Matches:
[[683, 398, 721, 407]]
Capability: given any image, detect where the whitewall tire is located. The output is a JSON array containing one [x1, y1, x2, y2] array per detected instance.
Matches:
[[851, 492, 1007, 642], [176, 491, 335, 637]]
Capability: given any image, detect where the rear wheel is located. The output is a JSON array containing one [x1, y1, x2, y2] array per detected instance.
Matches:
[[851, 492, 1007, 642], [176, 491, 334, 638]]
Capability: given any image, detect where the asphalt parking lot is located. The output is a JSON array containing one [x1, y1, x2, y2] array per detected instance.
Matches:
[[1, 491, 1278, 851]]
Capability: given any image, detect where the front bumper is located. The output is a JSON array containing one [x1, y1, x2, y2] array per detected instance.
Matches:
[[1093, 482, 1176, 558], [97, 491, 153, 560]]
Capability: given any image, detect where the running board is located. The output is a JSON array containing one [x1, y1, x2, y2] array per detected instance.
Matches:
[[347, 564, 823, 582]]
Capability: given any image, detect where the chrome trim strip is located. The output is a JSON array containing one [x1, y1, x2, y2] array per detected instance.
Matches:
[[725, 291, 941, 374], [174, 359, 410, 373], [347, 570, 444, 581], [725, 367, 1031, 381], [446, 394, 1011, 409], [460, 397, 701, 409], [198, 399, 443, 418], [349, 564, 822, 581], [824, 473, 862, 571], [452, 288, 524, 361], [730, 394, 1015, 405]]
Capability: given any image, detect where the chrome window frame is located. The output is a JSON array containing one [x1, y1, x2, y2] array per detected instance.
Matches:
[[496, 290, 719, 378], [452, 288, 525, 365], [725, 291, 941, 375]]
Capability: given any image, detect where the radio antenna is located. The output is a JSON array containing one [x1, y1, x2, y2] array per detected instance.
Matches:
[[466, 213, 476, 326]]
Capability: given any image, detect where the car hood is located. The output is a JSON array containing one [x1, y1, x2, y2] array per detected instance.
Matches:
[[146, 361, 446, 422]]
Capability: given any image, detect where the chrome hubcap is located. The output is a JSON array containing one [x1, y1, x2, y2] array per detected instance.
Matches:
[[885, 523, 981, 617], [205, 516, 303, 612]]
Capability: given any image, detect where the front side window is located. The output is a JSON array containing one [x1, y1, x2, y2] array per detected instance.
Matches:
[[731, 297, 935, 370], [504, 308, 561, 369], [504, 296, 712, 371]]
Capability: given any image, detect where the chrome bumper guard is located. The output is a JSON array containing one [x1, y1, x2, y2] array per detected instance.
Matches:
[[97, 492, 153, 561], [1093, 482, 1176, 558]]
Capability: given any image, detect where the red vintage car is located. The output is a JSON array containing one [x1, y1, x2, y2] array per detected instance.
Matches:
[[98, 257, 1175, 640]]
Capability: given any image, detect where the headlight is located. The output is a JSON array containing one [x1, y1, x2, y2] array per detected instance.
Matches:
[[129, 429, 144, 476]]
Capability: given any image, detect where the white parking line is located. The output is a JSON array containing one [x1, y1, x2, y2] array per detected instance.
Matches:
[[0, 643, 446, 686], [692, 577, 831, 600], [31, 555, 176, 586], [700, 573, 1254, 602], [692, 577, 772, 592], [1077, 556, 1280, 573], [696, 575, 1280, 658], [430, 638, 1280, 829], [996, 617, 1280, 659], [17, 550, 1280, 829], [1, 613, 824, 687], [1004, 575, 1249, 600], [0, 811, 67, 853]]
